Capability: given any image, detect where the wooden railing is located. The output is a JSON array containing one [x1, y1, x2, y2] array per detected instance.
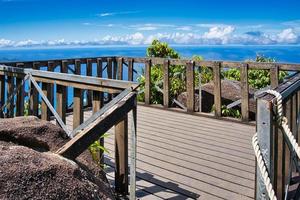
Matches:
[[0, 62, 138, 198], [255, 72, 300, 199], [1, 56, 300, 123]]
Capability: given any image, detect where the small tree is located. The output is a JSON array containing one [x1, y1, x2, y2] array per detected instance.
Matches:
[[138, 40, 186, 104]]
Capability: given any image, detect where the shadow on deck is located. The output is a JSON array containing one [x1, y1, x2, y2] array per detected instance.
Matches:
[[64, 106, 255, 200]]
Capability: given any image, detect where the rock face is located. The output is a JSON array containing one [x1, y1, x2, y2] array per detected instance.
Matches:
[[177, 80, 257, 119], [0, 116, 114, 200]]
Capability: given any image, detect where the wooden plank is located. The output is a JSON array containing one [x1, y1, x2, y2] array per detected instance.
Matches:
[[115, 115, 129, 195], [128, 58, 134, 81], [41, 81, 50, 121], [270, 65, 279, 88], [30, 63, 39, 116], [163, 60, 170, 108], [186, 61, 195, 112], [73, 60, 83, 129], [113, 58, 118, 80], [6, 73, 14, 118], [107, 58, 113, 101], [283, 101, 292, 200], [241, 64, 249, 121], [93, 58, 104, 112], [117, 57, 123, 80], [56, 92, 136, 160], [15, 63, 24, 116], [298, 91, 300, 143], [93, 59, 104, 164], [0, 73, 4, 118], [213, 62, 222, 117], [0, 65, 139, 91], [86, 59, 93, 107], [47, 62, 54, 106], [144, 59, 151, 105], [255, 98, 274, 199], [56, 61, 67, 124]]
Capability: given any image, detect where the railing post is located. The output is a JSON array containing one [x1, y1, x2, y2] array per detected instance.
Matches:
[[86, 59, 93, 107], [270, 65, 279, 88], [186, 61, 195, 112], [115, 115, 129, 195], [213, 62, 222, 117], [163, 59, 170, 108], [144, 59, 151, 105], [117, 57, 123, 80], [7, 68, 14, 118], [73, 60, 83, 129], [113, 58, 118, 80], [41, 81, 50, 121], [256, 97, 274, 200], [94, 58, 104, 165], [0, 71, 4, 118], [241, 63, 249, 121], [47, 61, 54, 106], [107, 58, 113, 101], [56, 61, 67, 124], [130, 104, 137, 200], [128, 58, 134, 81], [16, 63, 24, 116], [31, 62, 39, 116]]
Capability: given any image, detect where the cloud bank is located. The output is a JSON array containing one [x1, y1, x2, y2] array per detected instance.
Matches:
[[0, 26, 299, 48]]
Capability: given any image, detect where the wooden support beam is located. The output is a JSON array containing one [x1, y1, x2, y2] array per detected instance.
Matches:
[[16, 63, 24, 116], [186, 61, 195, 112], [163, 60, 170, 108], [270, 65, 279, 88], [56, 61, 67, 124], [47, 62, 54, 106], [30, 63, 39, 116], [107, 58, 113, 101], [128, 58, 134, 81], [41, 81, 50, 121], [56, 91, 136, 160], [213, 62, 222, 117], [86, 59, 93, 107], [144, 59, 151, 105], [115, 115, 129, 195], [0, 73, 4, 118], [117, 57, 123, 80], [7, 74, 14, 118], [241, 63, 249, 121], [113, 58, 118, 80], [73, 60, 83, 129], [255, 98, 274, 200]]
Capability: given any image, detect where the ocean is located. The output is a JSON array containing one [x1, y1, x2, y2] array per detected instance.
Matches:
[[1, 45, 300, 107], [0, 45, 300, 63]]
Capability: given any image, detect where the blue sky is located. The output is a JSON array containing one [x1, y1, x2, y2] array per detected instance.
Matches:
[[0, 0, 300, 47]]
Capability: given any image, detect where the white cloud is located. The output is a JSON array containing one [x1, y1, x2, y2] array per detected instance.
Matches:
[[0, 39, 14, 47], [136, 26, 157, 31], [276, 28, 298, 43], [176, 26, 192, 31], [0, 27, 299, 48], [202, 26, 235, 44], [97, 11, 140, 17]]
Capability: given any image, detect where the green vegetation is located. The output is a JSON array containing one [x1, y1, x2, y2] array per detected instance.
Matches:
[[137, 39, 288, 118], [223, 55, 288, 89], [89, 133, 110, 168]]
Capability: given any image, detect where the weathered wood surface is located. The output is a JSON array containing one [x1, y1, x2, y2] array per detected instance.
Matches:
[[57, 106, 255, 200]]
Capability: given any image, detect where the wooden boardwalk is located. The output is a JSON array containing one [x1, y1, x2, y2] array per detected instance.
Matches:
[[64, 106, 255, 200]]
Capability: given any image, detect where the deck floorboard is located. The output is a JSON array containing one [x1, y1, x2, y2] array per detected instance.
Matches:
[[60, 105, 255, 199]]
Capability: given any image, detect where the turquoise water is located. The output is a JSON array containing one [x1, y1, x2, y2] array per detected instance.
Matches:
[[1, 45, 300, 108], [1, 45, 300, 63]]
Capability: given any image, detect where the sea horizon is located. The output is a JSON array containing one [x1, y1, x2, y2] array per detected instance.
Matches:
[[1, 45, 300, 63]]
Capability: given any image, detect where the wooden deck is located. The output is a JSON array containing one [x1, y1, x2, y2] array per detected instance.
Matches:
[[64, 106, 255, 200]]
